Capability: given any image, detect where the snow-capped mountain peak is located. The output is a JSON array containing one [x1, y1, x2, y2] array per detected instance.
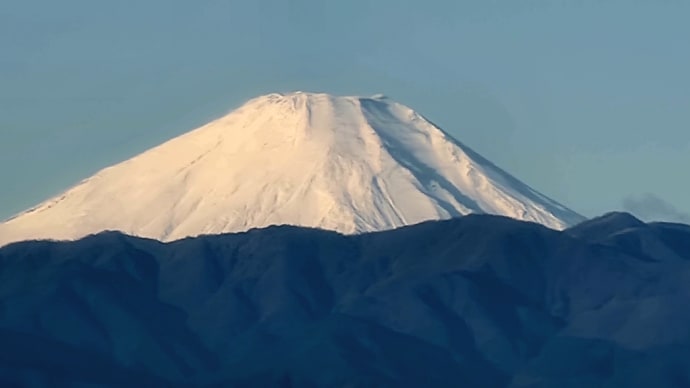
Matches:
[[0, 92, 583, 246]]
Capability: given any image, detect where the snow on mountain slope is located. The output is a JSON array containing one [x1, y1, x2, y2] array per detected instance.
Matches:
[[0, 92, 583, 246]]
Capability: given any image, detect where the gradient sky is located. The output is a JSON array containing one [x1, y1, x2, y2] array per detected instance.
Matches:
[[2, 0, 689, 222]]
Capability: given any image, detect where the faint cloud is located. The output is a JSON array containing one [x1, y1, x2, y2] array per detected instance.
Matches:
[[623, 193, 690, 224]]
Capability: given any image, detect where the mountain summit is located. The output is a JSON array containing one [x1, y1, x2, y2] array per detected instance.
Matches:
[[0, 92, 583, 245]]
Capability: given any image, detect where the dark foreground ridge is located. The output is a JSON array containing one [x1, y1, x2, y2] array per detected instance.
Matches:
[[1, 213, 690, 387]]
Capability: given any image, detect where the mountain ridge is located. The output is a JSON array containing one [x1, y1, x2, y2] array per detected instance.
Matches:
[[2, 213, 689, 387]]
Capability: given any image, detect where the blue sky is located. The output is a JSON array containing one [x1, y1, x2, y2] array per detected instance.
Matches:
[[1, 0, 689, 221]]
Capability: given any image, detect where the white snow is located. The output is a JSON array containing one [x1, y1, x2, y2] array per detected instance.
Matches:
[[0, 92, 583, 246]]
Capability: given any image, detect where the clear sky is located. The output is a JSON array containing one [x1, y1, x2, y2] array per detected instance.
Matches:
[[2, 0, 689, 222]]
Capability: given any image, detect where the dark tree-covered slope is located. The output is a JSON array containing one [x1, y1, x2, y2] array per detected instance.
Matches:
[[1, 214, 689, 387]]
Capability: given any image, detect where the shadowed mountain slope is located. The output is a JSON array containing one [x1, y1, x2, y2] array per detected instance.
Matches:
[[1, 214, 689, 387]]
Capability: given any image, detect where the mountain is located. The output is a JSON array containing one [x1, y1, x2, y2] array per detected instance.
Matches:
[[1, 213, 690, 387], [0, 92, 583, 246]]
